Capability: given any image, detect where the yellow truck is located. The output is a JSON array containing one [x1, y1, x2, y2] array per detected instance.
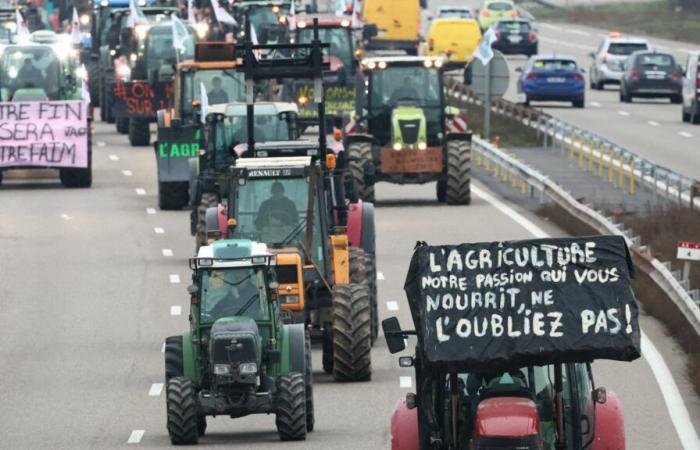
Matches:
[[362, 0, 423, 55]]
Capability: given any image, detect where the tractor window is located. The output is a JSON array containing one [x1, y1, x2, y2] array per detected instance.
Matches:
[[145, 26, 194, 73], [0, 46, 61, 100], [370, 66, 441, 108], [246, 5, 290, 44], [297, 27, 353, 74], [224, 111, 291, 143], [200, 267, 269, 323], [232, 177, 310, 245], [182, 68, 245, 116]]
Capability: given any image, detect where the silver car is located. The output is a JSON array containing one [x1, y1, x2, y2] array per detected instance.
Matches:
[[589, 34, 651, 89]]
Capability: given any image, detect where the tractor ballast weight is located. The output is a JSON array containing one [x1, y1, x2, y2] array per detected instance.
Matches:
[[164, 240, 314, 444], [345, 56, 471, 205], [383, 237, 641, 449]]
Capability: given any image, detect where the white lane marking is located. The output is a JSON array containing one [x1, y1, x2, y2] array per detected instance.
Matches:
[[377, 271, 385, 280], [108, 154, 119, 161], [127, 430, 144, 444], [60, 213, 73, 221], [565, 29, 591, 37], [148, 383, 164, 397], [590, 101, 601, 107], [386, 301, 399, 311], [539, 36, 595, 52], [540, 23, 562, 31], [681, 48, 695, 54], [169, 274, 181, 284], [146, 208, 157, 215], [649, 121, 660, 127], [170, 305, 182, 316], [162, 249, 174, 257], [618, 111, 630, 116], [135, 188, 146, 196], [97, 141, 106, 147], [161, 342, 166, 353], [656, 45, 669, 50], [122, 170, 133, 177], [473, 183, 700, 448], [399, 376, 412, 388], [154, 227, 165, 234], [680, 131, 693, 138]]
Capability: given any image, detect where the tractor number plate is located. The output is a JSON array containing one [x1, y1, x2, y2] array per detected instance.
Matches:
[[380, 147, 444, 174]]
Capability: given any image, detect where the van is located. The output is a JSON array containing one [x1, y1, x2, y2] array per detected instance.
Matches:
[[422, 18, 481, 68], [362, 0, 422, 54]]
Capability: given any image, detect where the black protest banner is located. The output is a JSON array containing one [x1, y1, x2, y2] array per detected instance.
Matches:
[[111, 81, 175, 119], [404, 236, 641, 370]]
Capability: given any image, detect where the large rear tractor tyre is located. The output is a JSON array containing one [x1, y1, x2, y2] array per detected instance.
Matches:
[[87, 62, 100, 108], [347, 141, 375, 203], [332, 284, 372, 382], [322, 326, 333, 374], [349, 247, 378, 345], [60, 148, 92, 188], [197, 416, 206, 437], [445, 139, 471, 205], [436, 180, 447, 203], [129, 118, 150, 146], [164, 336, 183, 383], [166, 377, 199, 445], [159, 182, 190, 210], [304, 330, 315, 432], [116, 117, 129, 134], [275, 373, 307, 441], [195, 192, 219, 251]]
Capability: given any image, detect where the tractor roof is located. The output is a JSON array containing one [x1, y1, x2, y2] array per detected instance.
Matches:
[[235, 155, 312, 169], [224, 102, 298, 116], [360, 55, 445, 70], [191, 239, 274, 269], [233, 141, 320, 159], [296, 15, 352, 28]]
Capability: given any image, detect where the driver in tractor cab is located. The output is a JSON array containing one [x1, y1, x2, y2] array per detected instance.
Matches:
[[202, 269, 261, 319], [207, 76, 229, 104], [255, 182, 299, 230], [389, 76, 419, 105], [17, 58, 44, 88]]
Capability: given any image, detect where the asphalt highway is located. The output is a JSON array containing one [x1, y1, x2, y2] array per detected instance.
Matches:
[[0, 115, 698, 448]]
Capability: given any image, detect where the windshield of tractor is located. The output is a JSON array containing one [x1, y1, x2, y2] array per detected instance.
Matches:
[[247, 5, 290, 31], [232, 176, 325, 264], [432, 363, 594, 450], [182, 69, 245, 116], [368, 65, 442, 145], [224, 104, 292, 142], [145, 25, 194, 73], [297, 27, 352, 73], [0, 46, 62, 100], [200, 267, 270, 323]]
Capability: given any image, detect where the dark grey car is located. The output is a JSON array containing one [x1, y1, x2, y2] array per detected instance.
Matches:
[[620, 51, 683, 103]]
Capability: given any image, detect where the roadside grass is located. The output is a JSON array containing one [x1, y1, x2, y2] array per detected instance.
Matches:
[[537, 203, 700, 397], [527, 0, 700, 45], [462, 101, 541, 148]]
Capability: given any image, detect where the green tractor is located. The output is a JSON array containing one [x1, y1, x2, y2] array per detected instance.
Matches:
[[0, 37, 92, 187], [164, 239, 314, 444], [345, 56, 471, 204]]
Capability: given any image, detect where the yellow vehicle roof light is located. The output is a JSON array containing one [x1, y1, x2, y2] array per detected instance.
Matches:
[[609, 31, 622, 38], [272, 5, 280, 13], [434, 59, 443, 68], [367, 61, 377, 69], [377, 60, 387, 69]]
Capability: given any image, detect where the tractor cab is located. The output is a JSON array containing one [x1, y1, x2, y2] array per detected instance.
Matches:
[[164, 238, 314, 444], [132, 22, 195, 84], [383, 237, 640, 450], [0, 40, 85, 102], [233, 1, 294, 45]]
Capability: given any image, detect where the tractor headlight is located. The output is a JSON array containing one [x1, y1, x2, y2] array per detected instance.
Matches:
[[116, 64, 131, 79], [109, 49, 116, 56], [135, 24, 149, 40], [418, 142, 427, 150], [297, 95, 308, 106], [80, 14, 90, 26], [393, 142, 402, 151], [239, 362, 258, 375], [214, 364, 231, 375], [130, 53, 138, 62], [194, 22, 209, 39]]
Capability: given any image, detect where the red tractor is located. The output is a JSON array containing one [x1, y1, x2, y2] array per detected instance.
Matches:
[[383, 236, 638, 449]]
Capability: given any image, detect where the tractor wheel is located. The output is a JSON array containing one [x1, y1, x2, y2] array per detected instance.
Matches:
[[347, 141, 375, 203], [60, 148, 92, 188], [87, 62, 100, 108], [159, 182, 190, 210], [166, 377, 199, 445], [195, 192, 219, 251], [304, 330, 315, 432], [332, 283, 372, 382], [436, 180, 447, 203], [128, 118, 150, 146], [349, 247, 378, 345], [116, 117, 129, 134], [197, 415, 207, 437], [275, 372, 307, 441], [322, 326, 333, 374], [445, 139, 471, 205], [164, 336, 183, 382]]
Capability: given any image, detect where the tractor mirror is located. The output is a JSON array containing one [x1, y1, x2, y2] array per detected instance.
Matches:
[[444, 105, 459, 119], [269, 281, 279, 290], [593, 387, 607, 404], [382, 317, 406, 354], [187, 284, 198, 295], [363, 24, 378, 40]]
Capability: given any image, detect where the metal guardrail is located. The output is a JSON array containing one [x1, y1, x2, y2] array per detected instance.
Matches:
[[470, 128, 700, 340]]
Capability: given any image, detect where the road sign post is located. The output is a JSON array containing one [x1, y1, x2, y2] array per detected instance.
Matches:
[[470, 50, 509, 141], [677, 241, 700, 282]]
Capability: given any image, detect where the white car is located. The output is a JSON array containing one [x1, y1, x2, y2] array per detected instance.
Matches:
[[435, 5, 474, 19], [589, 33, 651, 89]]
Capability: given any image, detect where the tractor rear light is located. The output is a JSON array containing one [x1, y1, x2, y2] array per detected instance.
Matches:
[[214, 364, 231, 375], [238, 363, 257, 375], [528, 32, 537, 42]]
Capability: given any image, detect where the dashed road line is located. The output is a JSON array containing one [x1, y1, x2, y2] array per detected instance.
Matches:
[[539, 36, 594, 52], [146, 208, 157, 215], [108, 154, 119, 161], [154, 227, 165, 234], [590, 101, 601, 107], [148, 383, 164, 397], [162, 249, 174, 257], [97, 141, 106, 147], [60, 213, 73, 221], [161, 342, 166, 353], [170, 305, 182, 316], [122, 170, 133, 177], [169, 274, 181, 284], [649, 121, 660, 127], [386, 301, 399, 311], [135, 188, 146, 196], [565, 29, 591, 37], [127, 430, 144, 444], [399, 376, 412, 388], [377, 271, 385, 280], [618, 111, 630, 116], [680, 131, 693, 138]]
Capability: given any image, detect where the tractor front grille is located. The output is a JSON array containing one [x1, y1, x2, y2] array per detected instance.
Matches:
[[398, 119, 420, 144]]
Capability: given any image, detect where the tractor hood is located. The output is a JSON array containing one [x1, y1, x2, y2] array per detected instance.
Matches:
[[474, 397, 542, 449], [391, 105, 427, 148], [209, 317, 262, 385]]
